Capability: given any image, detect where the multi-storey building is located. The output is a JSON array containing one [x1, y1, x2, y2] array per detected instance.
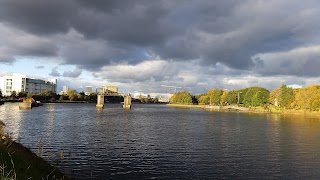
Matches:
[[0, 73, 57, 96], [62, 86, 69, 94], [85, 86, 93, 95]]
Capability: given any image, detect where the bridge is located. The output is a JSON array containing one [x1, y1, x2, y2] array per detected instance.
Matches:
[[96, 87, 131, 109]]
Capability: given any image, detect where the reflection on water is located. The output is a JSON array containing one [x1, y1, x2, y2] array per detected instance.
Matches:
[[0, 103, 24, 139], [1, 103, 320, 179]]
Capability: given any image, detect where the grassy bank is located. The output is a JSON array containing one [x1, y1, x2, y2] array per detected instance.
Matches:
[[167, 104, 246, 111], [167, 104, 320, 117], [166, 104, 207, 109], [0, 123, 68, 179]]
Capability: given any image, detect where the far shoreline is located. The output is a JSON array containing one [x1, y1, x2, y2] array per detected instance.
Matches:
[[166, 104, 320, 118]]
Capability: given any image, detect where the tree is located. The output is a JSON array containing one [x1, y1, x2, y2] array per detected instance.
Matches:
[[243, 87, 269, 107], [243, 88, 255, 106], [279, 84, 294, 108], [295, 85, 320, 110], [207, 89, 215, 104], [269, 88, 281, 106], [210, 89, 223, 105], [89, 92, 97, 101], [67, 90, 78, 101], [42, 90, 55, 97], [170, 91, 193, 104], [78, 92, 85, 101], [220, 91, 228, 105], [10, 91, 17, 98], [58, 94, 68, 101], [192, 95, 198, 104], [198, 95, 209, 105], [153, 97, 159, 103], [251, 91, 269, 107], [226, 90, 237, 105], [84, 95, 90, 101], [310, 94, 320, 111], [0, 89, 2, 98], [18, 91, 28, 98]]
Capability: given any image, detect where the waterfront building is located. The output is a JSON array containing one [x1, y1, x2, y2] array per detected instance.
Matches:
[[0, 73, 57, 96], [85, 86, 93, 95], [62, 86, 69, 94], [0, 77, 4, 95], [158, 96, 170, 103]]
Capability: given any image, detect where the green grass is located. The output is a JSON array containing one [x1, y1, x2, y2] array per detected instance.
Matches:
[[0, 124, 68, 180]]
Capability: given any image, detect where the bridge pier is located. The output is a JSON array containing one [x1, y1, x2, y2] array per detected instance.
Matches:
[[96, 94, 105, 109], [96, 90, 132, 109], [123, 95, 131, 109]]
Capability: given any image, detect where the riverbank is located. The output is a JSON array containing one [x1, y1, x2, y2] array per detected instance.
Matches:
[[167, 104, 320, 117], [166, 104, 250, 111], [0, 122, 68, 179]]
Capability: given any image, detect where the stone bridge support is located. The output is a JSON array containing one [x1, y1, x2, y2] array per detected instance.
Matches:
[[96, 94, 104, 109], [96, 94, 132, 110], [123, 95, 131, 109]]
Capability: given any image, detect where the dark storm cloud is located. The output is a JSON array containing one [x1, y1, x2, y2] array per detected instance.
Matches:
[[0, 0, 320, 77], [0, 0, 74, 35]]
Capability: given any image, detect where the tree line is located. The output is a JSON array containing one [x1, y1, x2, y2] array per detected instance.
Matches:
[[0, 89, 159, 104], [170, 84, 320, 111], [0, 90, 99, 102]]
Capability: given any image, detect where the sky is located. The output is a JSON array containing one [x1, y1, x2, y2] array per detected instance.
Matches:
[[1, 0, 320, 94]]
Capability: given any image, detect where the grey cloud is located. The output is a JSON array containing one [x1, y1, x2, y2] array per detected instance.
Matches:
[[0, 23, 58, 63], [35, 65, 44, 69], [0, 0, 74, 35], [0, 0, 320, 79], [49, 67, 61, 77], [93, 60, 176, 83], [62, 69, 82, 78], [252, 45, 320, 77]]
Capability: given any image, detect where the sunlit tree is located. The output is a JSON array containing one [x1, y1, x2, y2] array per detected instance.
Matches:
[[295, 85, 320, 110], [198, 94, 209, 105], [226, 90, 237, 105], [67, 90, 78, 101], [279, 84, 294, 108], [170, 91, 193, 104], [243, 87, 269, 107], [220, 91, 228, 105], [210, 89, 223, 105], [269, 88, 281, 106]]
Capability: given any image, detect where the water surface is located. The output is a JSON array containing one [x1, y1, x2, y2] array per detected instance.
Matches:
[[1, 103, 320, 179]]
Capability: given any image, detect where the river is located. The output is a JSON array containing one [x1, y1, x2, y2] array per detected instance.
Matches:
[[1, 103, 320, 179]]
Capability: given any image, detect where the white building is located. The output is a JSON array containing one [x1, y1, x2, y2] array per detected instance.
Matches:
[[0, 73, 57, 96], [85, 86, 92, 95], [62, 86, 69, 94]]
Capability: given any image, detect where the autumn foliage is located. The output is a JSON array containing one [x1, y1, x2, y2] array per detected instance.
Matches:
[[171, 84, 320, 112]]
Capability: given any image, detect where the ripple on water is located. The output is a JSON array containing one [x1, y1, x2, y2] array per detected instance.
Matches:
[[1, 103, 320, 179]]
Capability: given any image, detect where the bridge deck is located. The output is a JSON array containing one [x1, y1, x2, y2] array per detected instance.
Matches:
[[98, 92, 119, 96]]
